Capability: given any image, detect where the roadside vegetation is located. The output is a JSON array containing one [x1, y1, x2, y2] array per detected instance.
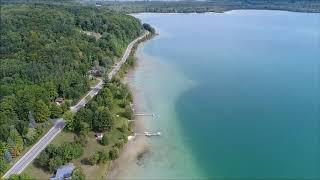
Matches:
[[0, 3, 143, 177]]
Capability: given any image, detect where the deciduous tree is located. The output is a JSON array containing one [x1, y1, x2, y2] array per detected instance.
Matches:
[[93, 108, 114, 132], [33, 100, 49, 123]]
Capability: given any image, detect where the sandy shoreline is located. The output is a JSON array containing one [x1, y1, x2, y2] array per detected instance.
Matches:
[[107, 44, 150, 179]]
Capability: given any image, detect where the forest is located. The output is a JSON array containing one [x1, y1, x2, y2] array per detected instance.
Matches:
[[0, 3, 143, 176], [102, 0, 320, 13]]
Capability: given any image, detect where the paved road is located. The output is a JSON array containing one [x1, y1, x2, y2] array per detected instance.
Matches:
[[3, 31, 149, 178], [108, 31, 149, 80], [70, 78, 104, 112], [3, 119, 65, 178]]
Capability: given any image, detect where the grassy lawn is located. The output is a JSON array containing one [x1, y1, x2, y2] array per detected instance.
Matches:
[[51, 131, 75, 145], [89, 78, 100, 87], [25, 101, 130, 179], [24, 163, 52, 179]]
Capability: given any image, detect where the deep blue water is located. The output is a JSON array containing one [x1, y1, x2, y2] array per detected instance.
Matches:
[[135, 11, 320, 178]]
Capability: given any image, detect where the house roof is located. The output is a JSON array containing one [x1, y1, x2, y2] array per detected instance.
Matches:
[[55, 97, 64, 102], [50, 163, 75, 180]]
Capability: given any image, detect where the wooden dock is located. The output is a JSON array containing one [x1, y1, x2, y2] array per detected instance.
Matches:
[[134, 113, 155, 117], [134, 131, 161, 137], [144, 131, 161, 137]]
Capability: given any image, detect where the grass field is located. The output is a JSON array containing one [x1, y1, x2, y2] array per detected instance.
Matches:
[[89, 78, 100, 87]]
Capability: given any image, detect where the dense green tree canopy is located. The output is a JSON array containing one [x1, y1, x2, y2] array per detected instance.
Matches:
[[33, 100, 50, 123], [93, 107, 114, 132], [0, 3, 143, 176]]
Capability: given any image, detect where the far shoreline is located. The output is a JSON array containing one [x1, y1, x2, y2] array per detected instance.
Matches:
[[102, 1, 320, 14], [131, 9, 320, 18]]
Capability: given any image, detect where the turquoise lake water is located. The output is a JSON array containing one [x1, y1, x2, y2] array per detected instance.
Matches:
[[130, 11, 320, 179]]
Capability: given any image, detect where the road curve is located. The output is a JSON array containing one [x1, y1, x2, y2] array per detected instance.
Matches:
[[3, 31, 149, 178]]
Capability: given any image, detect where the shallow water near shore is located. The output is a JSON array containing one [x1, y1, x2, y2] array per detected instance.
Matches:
[[120, 11, 320, 179], [115, 44, 203, 178]]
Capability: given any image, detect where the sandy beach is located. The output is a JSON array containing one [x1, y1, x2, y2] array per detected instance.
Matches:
[[107, 44, 150, 179]]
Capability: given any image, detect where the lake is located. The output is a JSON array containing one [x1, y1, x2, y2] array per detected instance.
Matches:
[[127, 11, 320, 179]]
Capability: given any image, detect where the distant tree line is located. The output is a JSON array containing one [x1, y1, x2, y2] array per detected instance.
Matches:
[[3, 0, 320, 13], [101, 0, 320, 13]]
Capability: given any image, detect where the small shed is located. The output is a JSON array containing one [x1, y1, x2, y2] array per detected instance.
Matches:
[[95, 133, 103, 140], [55, 98, 64, 105], [87, 69, 99, 76], [50, 163, 75, 180]]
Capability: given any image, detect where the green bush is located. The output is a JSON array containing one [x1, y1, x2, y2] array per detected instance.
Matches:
[[100, 134, 109, 146], [8, 173, 34, 180], [118, 123, 128, 133], [109, 147, 119, 160], [115, 139, 125, 149], [71, 168, 85, 180], [87, 152, 99, 165], [48, 157, 63, 173], [86, 150, 109, 165], [98, 151, 109, 164], [121, 105, 133, 119]]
